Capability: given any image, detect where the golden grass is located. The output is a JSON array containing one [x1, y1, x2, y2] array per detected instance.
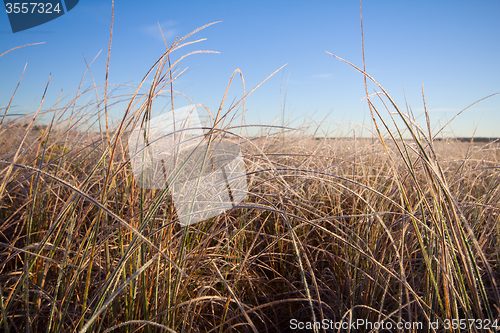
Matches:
[[1, 19, 499, 333]]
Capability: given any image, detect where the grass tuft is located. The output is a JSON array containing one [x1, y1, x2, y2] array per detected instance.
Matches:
[[1, 16, 499, 333]]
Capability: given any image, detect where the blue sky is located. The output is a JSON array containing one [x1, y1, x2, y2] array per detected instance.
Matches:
[[1, 0, 499, 137]]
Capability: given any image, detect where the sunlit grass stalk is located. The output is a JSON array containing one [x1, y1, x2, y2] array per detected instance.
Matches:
[[1, 14, 499, 332]]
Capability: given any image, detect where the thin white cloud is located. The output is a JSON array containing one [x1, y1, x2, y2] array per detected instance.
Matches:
[[311, 73, 333, 79], [141, 20, 177, 42]]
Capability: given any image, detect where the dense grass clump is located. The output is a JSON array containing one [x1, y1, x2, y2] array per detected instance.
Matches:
[[1, 22, 499, 333]]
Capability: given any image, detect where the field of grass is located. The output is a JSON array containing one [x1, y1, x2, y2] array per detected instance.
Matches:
[[1, 22, 499, 333]]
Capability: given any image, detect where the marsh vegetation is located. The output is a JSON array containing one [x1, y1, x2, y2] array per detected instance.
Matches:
[[1, 21, 499, 333]]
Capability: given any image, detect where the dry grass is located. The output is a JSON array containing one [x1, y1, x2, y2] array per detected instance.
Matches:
[[1, 19, 500, 333]]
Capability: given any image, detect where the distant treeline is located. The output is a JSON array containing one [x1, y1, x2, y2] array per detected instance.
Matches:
[[434, 137, 500, 143], [312, 137, 500, 143]]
